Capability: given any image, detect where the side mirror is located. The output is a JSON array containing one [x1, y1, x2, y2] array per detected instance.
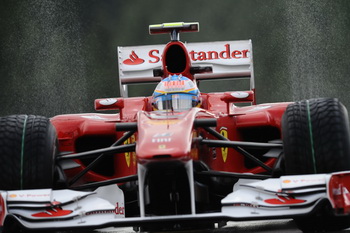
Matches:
[[220, 91, 255, 103], [221, 91, 255, 113], [94, 98, 124, 111]]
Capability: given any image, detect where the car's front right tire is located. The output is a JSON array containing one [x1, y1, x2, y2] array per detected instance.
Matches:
[[0, 115, 58, 190]]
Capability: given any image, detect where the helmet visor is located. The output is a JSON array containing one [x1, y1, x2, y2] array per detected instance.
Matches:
[[154, 93, 199, 110]]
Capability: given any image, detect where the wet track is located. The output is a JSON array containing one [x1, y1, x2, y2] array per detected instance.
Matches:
[[73, 219, 350, 233]]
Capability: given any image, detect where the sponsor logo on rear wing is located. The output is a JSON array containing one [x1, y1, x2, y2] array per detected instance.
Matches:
[[118, 40, 254, 97]]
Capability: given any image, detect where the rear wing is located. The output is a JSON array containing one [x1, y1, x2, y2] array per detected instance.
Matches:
[[118, 40, 254, 97]]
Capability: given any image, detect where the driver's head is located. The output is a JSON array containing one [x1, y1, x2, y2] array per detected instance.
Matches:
[[152, 75, 200, 111]]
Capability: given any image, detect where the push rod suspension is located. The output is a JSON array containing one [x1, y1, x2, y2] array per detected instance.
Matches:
[[72, 174, 138, 190], [57, 143, 135, 160], [202, 127, 274, 173], [195, 170, 271, 180], [65, 130, 136, 187]]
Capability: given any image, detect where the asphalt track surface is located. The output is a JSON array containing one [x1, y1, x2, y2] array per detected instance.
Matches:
[[81, 219, 350, 233]]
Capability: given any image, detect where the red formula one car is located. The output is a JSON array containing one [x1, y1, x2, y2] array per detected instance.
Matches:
[[0, 22, 350, 232]]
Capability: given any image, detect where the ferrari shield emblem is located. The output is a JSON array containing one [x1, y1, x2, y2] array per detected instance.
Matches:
[[220, 127, 228, 162], [124, 134, 136, 167]]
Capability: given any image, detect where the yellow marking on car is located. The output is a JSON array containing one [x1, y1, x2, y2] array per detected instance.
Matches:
[[124, 134, 136, 167], [220, 127, 228, 162]]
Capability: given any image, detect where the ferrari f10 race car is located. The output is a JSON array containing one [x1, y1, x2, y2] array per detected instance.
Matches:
[[1, 22, 350, 233]]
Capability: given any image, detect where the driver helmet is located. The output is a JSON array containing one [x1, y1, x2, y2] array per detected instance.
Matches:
[[152, 75, 200, 110]]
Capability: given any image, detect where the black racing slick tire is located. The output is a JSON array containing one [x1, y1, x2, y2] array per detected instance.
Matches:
[[282, 98, 350, 174], [0, 115, 57, 190], [282, 98, 350, 232]]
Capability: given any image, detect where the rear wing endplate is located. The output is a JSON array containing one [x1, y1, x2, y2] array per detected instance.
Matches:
[[118, 40, 254, 97]]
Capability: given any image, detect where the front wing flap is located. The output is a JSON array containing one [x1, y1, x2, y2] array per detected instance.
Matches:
[[2, 172, 350, 231]]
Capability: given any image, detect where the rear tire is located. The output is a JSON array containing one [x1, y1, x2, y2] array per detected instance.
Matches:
[[0, 115, 57, 190], [282, 98, 350, 232]]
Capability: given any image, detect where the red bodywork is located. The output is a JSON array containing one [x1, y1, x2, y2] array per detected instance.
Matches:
[[51, 92, 289, 185]]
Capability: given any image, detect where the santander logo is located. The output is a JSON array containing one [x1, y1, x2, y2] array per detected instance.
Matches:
[[123, 51, 145, 65], [122, 44, 250, 66]]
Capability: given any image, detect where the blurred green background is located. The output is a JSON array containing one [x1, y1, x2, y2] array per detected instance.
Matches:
[[0, 0, 349, 117]]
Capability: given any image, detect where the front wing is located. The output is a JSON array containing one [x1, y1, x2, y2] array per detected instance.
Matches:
[[1, 171, 350, 231]]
